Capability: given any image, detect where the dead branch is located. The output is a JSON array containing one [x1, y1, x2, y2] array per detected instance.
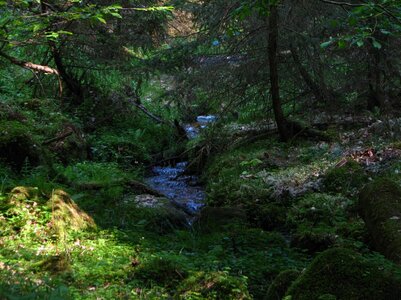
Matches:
[[43, 130, 74, 145], [0, 51, 59, 75]]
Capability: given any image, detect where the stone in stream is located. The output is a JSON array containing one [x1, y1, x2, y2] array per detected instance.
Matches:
[[133, 194, 189, 234]]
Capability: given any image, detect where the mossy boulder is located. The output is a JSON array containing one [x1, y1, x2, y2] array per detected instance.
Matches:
[[0, 120, 41, 170], [358, 178, 401, 263], [266, 269, 300, 300], [144, 204, 189, 234], [193, 207, 247, 233], [9, 186, 40, 204], [176, 271, 251, 300], [286, 248, 401, 300], [48, 189, 96, 240], [127, 195, 189, 234], [323, 160, 367, 195]]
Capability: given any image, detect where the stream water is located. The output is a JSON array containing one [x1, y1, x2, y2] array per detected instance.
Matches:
[[145, 116, 216, 215]]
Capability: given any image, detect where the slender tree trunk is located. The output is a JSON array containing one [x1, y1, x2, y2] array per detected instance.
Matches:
[[366, 33, 391, 112], [290, 43, 336, 109], [290, 44, 324, 102], [268, 3, 289, 141]]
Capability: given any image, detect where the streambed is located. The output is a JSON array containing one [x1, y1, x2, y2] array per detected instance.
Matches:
[[145, 116, 216, 215]]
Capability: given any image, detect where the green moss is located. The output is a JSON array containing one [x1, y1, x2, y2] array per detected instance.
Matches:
[[251, 202, 287, 231], [266, 270, 300, 300], [9, 186, 40, 204], [143, 204, 189, 234], [194, 207, 247, 233], [129, 256, 188, 288], [288, 193, 351, 227], [358, 178, 401, 263], [176, 271, 251, 300], [33, 253, 71, 274], [48, 189, 96, 239], [286, 248, 401, 300], [287, 193, 352, 253], [323, 160, 367, 195]]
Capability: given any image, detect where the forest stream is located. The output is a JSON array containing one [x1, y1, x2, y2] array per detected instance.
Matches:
[[145, 116, 216, 217]]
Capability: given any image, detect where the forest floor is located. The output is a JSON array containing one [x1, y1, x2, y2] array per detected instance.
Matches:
[[1, 106, 401, 299]]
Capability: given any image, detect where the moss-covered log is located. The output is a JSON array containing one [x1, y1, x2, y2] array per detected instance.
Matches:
[[358, 178, 401, 263]]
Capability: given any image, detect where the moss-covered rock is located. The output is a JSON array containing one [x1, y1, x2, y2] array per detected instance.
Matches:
[[286, 248, 401, 300], [9, 186, 40, 204], [358, 178, 401, 263], [193, 207, 247, 233], [266, 270, 300, 300], [176, 271, 251, 300], [48, 189, 96, 240], [323, 160, 367, 195], [123, 195, 189, 234], [144, 204, 189, 234]]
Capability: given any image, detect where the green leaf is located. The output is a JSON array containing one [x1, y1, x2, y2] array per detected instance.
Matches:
[[320, 41, 332, 49], [372, 39, 382, 49], [338, 40, 346, 49], [110, 12, 122, 18], [356, 40, 364, 47], [134, 6, 174, 12], [96, 16, 107, 24]]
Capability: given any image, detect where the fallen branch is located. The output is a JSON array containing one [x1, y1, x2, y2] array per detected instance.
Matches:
[[42, 130, 73, 145], [0, 51, 59, 75], [76, 179, 165, 197], [127, 98, 188, 141], [125, 180, 165, 197], [128, 99, 168, 125]]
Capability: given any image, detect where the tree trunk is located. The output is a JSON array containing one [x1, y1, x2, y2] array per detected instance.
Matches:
[[268, 4, 289, 141], [51, 45, 84, 104], [290, 44, 324, 102]]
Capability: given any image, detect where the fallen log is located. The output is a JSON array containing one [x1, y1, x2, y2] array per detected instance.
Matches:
[[76, 179, 164, 197], [42, 130, 73, 145]]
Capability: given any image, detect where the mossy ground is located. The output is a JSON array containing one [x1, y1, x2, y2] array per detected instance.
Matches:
[[0, 186, 306, 299], [2, 88, 401, 299]]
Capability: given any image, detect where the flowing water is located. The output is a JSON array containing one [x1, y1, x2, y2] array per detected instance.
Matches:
[[145, 116, 216, 215]]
